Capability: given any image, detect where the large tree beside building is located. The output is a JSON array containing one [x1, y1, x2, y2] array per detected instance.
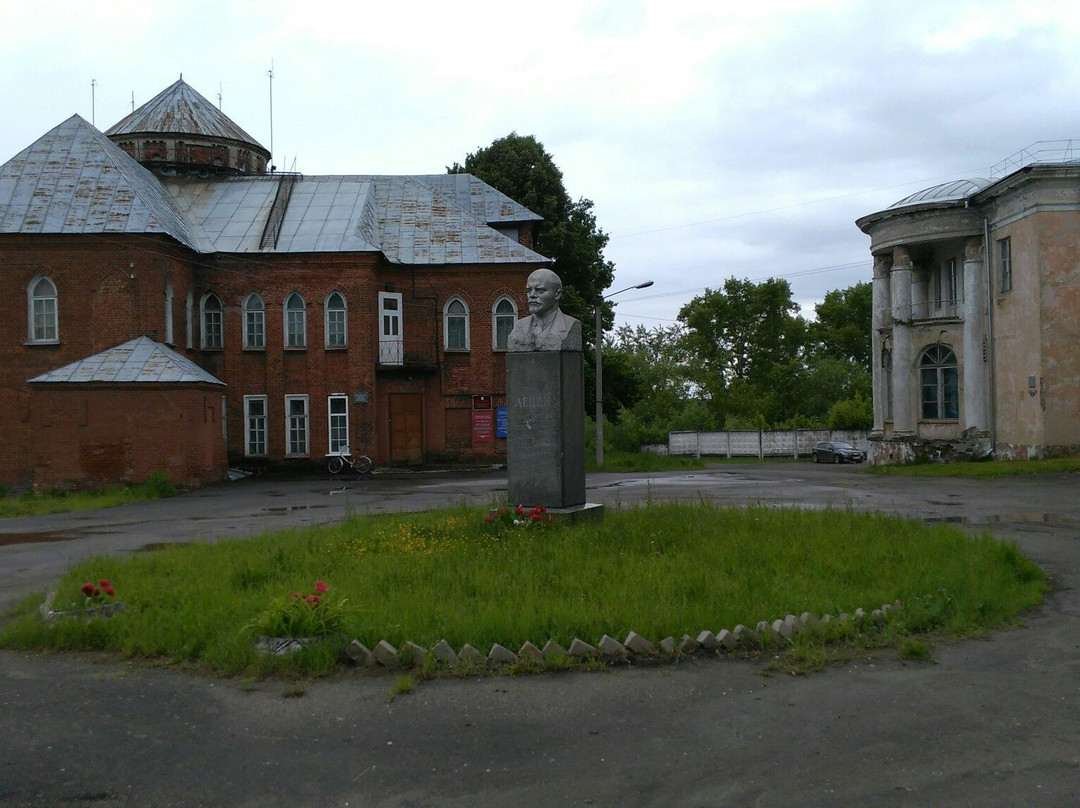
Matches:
[[449, 133, 614, 332]]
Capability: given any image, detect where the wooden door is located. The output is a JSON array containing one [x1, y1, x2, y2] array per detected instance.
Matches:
[[389, 393, 424, 466]]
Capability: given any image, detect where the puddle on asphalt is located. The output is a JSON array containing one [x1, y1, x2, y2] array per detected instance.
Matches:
[[139, 542, 186, 552], [925, 513, 1080, 528], [0, 530, 80, 547], [263, 504, 330, 514]]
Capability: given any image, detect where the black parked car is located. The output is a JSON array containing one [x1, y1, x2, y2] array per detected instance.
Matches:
[[811, 441, 866, 464]]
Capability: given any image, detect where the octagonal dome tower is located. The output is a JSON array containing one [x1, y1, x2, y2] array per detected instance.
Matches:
[[105, 77, 270, 175]]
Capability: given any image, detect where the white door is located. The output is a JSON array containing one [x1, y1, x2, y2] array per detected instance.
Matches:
[[379, 292, 403, 365]]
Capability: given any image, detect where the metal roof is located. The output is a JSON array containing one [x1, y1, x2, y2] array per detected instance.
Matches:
[[105, 78, 268, 156], [1, 113, 549, 265], [29, 336, 226, 385], [889, 178, 992, 209], [161, 173, 546, 262], [412, 174, 543, 224], [0, 115, 202, 249]]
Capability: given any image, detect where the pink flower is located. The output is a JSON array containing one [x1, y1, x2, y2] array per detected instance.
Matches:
[[306, 595, 320, 605], [314, 581, 328, 594]]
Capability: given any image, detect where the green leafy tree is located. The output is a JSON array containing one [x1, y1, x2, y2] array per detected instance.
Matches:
[[678, 277, 807, 425], [449, 133, 615, 334], [808, 281, 872, 369]]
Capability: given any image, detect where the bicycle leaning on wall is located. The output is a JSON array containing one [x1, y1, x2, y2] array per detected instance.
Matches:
[[327, 447, 373, 475]]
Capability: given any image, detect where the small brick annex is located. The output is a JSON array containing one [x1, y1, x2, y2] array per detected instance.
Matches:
[[0, 80, 548, 489]]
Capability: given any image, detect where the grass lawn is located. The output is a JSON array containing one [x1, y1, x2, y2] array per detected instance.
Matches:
[[0, 503, 1046, 677], [863, 457, 1080, 479], [0, 473, 177, 519]]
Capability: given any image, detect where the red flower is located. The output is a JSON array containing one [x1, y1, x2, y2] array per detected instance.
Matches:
[[98, 579, 111, 588], [484, 514, 494, 523], [515, 504, 525, 515], [91, 586, 101, 598], [529, 511, 543, 521], [81, 582, 96, 597], [314, 581, 328, 594], [306, 595, 320, 605], [102, 585, 116, 598]]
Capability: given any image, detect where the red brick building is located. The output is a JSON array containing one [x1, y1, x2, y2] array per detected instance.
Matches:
[[0, 79, 548, 488]]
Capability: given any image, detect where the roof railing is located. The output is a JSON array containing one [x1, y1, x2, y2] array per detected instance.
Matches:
[[991, 140, 1080, 178]]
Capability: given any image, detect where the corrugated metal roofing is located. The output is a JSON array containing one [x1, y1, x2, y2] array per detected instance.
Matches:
[[889, 178, 992, 209], [29, 336, 226, 385], [105, 79, 268, 155], [412, 174, 543, 224], [0, 115, 202, 249]]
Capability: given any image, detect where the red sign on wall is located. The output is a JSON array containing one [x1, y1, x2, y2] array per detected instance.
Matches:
[[472, 410, 494, 443]]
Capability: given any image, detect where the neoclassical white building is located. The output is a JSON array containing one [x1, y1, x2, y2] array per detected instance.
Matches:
[[856, 144, 1080, 464]]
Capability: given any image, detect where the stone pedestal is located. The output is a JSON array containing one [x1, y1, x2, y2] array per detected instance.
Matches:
[[506, 351, 586, 508]]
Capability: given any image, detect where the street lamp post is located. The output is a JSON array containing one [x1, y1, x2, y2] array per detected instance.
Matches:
[[595, 280, 654, 467]]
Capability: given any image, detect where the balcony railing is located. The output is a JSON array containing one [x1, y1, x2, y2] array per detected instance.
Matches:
[[909, 299, 962, 321], [377, 339, 437, 368]]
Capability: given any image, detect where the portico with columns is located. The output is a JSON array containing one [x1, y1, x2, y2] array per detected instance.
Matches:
[[858, 156, 1080, 464]]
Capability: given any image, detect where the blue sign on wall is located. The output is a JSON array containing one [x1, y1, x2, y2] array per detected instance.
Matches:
[[495, 406, 508, 438]]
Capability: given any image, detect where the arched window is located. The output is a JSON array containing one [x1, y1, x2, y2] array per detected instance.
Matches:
[[201, 293, 223, 349], [492, 296, 517, 350], [325, 291, 347, 348], [920, 345, 958, 420], [164, 277, 174, 344], [28, 276, 59, 343], [284, 292, 307, 348], [444, 297, 470, 351], [243, 293, 265, 349]]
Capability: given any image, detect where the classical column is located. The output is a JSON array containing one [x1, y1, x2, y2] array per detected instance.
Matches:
[[870, 253, 892, 436], [890, 246, 915, 435], [962, 236, 987, 432]]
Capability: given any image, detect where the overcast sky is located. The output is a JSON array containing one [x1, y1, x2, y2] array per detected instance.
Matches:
[[3, 0, 1078, 328]]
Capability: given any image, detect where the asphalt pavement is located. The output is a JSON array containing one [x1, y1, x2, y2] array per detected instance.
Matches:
[[2, 463, 1079, 807]]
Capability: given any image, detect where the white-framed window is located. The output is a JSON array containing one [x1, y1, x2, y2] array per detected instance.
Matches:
[[444, 296, 470, 351], [325, 291, 347, 348], [378, 291, 403, 365], [186, 290, 194, 349], [243, 293, 265, 349], [244, 395, 268, 456], [201, 293, 223, 349], [998, 237, 1012, 293], [492, 296, 517, 350], [284, 292, 307, 349], [164, 277, 174, 344], [920, 345, 959, 420], [328, 395, 349, 454], [28, 276, 58, 343], [285, 395, 309, 455]]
